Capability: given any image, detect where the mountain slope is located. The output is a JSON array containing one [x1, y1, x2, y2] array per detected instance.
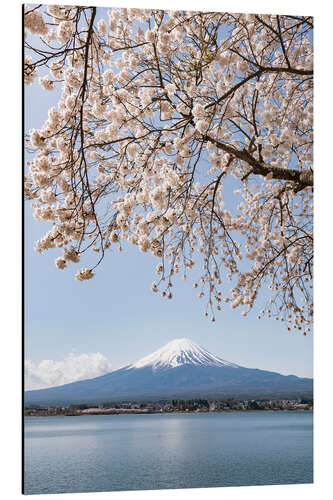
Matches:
[[25, 338, 313, 405], [127, 338, 239, 370]]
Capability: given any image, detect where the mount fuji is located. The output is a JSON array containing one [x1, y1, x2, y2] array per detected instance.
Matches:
[[25, 338, 313, 405]]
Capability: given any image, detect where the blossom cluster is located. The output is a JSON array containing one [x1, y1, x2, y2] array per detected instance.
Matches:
[[24, 7, 313, 330], [24, 7, 48, 36]]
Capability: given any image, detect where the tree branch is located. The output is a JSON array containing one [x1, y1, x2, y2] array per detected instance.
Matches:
[[204, 134, 313, 187]]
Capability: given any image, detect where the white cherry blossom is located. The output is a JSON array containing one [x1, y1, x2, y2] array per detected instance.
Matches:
[[24, 7, 313, 330]]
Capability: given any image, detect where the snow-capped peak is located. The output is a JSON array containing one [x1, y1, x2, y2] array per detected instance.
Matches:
[[127, 338, 239, 371]]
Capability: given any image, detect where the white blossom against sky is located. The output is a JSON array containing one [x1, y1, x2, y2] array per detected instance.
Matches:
[[24, 3, 313, 380]]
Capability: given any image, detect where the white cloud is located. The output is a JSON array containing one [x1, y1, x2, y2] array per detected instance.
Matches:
[[25, 352, 113, 390]]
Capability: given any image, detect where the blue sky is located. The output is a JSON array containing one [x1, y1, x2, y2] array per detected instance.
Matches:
[[24, 6, 313, 387]]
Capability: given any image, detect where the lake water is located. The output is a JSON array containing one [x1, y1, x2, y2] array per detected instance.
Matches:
[[24, 411, 313, 495]]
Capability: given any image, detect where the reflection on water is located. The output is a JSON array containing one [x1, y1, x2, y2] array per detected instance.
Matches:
[[24, 411, 313, 494]]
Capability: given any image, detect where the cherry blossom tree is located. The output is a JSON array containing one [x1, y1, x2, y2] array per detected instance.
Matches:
[[24, 5, 313, 332]]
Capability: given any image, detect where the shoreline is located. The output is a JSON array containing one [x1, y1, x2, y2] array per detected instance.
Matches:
[[24, 408, 313, 418]]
